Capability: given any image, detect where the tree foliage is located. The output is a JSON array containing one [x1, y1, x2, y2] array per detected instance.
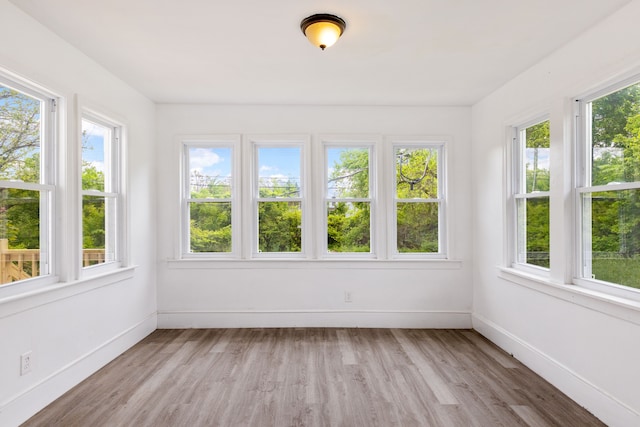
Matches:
[[396, 148, 439, 252], [0, 87, 40, 181], [1, 86, 108, 251], [0, 88, 41, 249], [588, 84, 640, 288], [327, 148, 370, 252]]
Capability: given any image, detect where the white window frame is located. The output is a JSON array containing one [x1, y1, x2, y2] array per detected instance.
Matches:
[[244, 135, 311, 259], [0, 72, 58, 291], [510, 117, 551, 276], [180, 136, 241, 259], [575, 77, 640, 300], [320, 136, 380, 259], [79, 110, 126, 277], [387, 138, 447, 259]]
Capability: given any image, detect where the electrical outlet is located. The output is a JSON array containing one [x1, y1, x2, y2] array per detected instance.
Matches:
[[20, 351, 32, 376], [344, 291, 353, 303]]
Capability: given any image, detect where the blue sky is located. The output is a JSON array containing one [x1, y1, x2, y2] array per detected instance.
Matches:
[[82, 120, 106, 172], [185, 146, 365, 184], [189, 147, 231, 177], [258, 147, 300, 181]]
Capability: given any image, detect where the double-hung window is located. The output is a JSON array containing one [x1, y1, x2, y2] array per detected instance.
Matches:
[[391, 141, 446, 257], [0, 77, 56, 286], [577, 80, 640, 292], [250, 136, 309, 257], [512, 119, 550, 270], [324, 143, 375, 256], [81, 114, 123, 270], [182, 137, 239, 257]]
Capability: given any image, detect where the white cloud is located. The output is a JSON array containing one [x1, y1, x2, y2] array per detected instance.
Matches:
[[190, 148, 222, 173], [89, 160, 105, 173], [260, 165, 277, 172], [82, 121, 107, 139]]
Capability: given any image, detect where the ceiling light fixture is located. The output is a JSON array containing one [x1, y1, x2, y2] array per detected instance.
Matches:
[[300, 14, 346, 51]]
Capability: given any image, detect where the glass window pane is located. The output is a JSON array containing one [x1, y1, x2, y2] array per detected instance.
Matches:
[[524, 121, 550, 193], [258, 147, 301, 198], [397, 202, 438, 253], [258, 201, 301, 252], [82, 119, 110, 191], [82, 195, 115, 266], [188, 147, 232, 199], [590, 82, 640, 186], [517, 197, 550, 268], [189, 201, 232, 253], [327, 201, 370, 253], [396, 147, 438, 199], [0, 85, 41, 183], [327, 147, 369, 199], [583, 189, 640, 289], [0, 188, 41, 284]]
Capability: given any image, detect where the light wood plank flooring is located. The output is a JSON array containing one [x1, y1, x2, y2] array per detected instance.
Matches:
[[23, 329, 604, 426]]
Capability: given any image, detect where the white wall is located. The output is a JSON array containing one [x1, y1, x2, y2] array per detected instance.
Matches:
[[471, 1, 640, 426], [156, 105, 473, 328], [0, 1, 157, 425]]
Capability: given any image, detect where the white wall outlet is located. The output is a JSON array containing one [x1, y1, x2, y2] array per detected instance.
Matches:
[[344, 291, 353, 303], [20, 351, 32, 376]]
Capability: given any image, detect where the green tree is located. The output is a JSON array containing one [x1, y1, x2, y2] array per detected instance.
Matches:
[[396, 148, 439, 252], [588, 84, 640, 288], [609, 113, 640, 257], [327, 148, 370, 252], [0, 88, 42, 251], [257, 177, 301, 252], [188, 176, 232, 252], [0, 87, 40, 181]]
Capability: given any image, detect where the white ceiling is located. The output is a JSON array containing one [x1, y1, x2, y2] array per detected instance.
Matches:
[[11, 0, 632, 105]]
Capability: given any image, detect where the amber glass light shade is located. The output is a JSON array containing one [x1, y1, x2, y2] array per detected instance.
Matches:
[[300, 14, 346, 50]]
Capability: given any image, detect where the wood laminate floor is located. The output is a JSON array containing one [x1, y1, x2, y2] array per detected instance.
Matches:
[[23, 329, 605, 427]]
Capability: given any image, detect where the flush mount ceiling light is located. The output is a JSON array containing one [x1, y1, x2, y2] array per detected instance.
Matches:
[[300, 14, 346, 50]]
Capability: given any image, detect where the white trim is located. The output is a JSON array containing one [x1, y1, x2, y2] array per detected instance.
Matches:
[[320, 137, 380, 257], [0, 312, 156, 427], [577, 182, 640, 193], [508, 117, 551, 272], [0, 266, 137, 319], [574, 79, 640, 292], [245, 134, 312, 258], [498, 267, 640, 325], [78, 111, 125, 278], [473, 313, 640, 427], [165, 258, 463, 270], [573, 277, 640, 304], [386, 138, 449, 259], [180, 136, 241, 259], [158, 309, 471, 329], [0, 72, 59, 284], [576, 72, 640, 104]]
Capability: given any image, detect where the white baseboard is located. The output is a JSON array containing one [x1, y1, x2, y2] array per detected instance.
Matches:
[[158, 309, 472, 329], [472, 313, 639, 427], [0, 313, 157, 427]]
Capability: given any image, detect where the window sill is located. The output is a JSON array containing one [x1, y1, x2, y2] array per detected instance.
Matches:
[[498, 267, 640, 326], [167, 258, 463, 270], [0, 266, 137, 318]]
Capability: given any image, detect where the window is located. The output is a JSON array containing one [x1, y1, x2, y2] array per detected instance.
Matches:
[[0, 77, 56, 286], [324, 144, 374, 255], [178, 134, 451, 261], [392, 142, 445, 257], [182, 137, 239, 257], [250, 137, 309, 257], [513, 119, 550, 270], [578, 80, 640, 292], [81, 114, 123, 269]]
